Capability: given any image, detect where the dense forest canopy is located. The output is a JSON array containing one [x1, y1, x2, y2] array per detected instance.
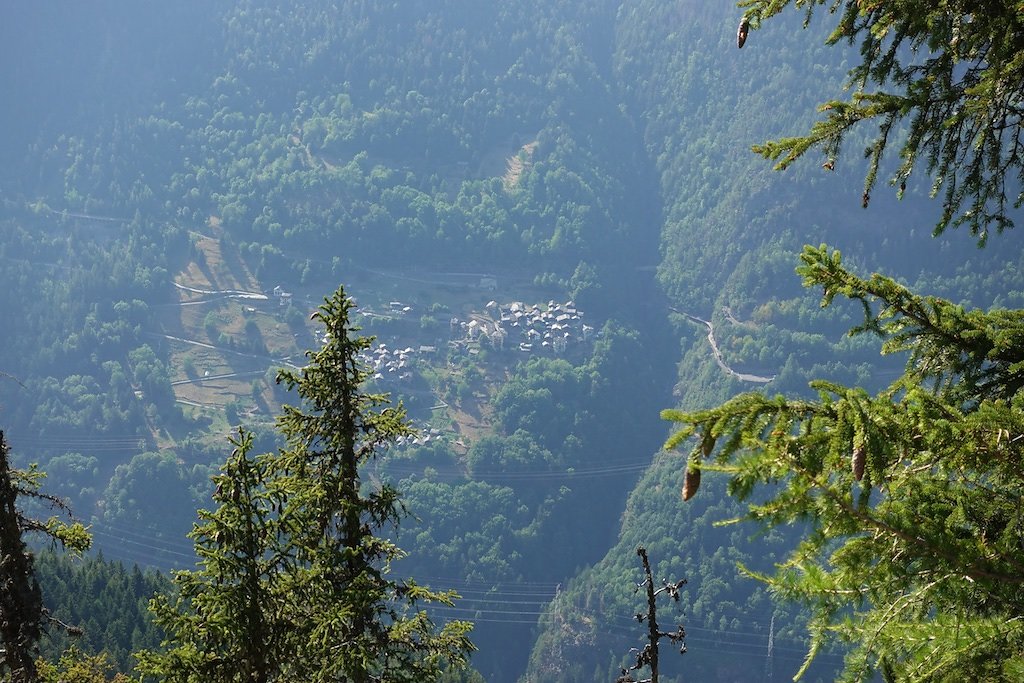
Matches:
[[0, 1, 1021, 681]]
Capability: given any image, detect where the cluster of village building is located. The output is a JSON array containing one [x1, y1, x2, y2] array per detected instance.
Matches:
[[342, 300, 595, 453], [452, 299, 593, 354], [350, 299, 594, 386], [361, 342, 437, 383], [393, 426, 445, 448]]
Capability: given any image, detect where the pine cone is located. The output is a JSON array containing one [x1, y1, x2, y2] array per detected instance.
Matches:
[[701, 432, 716, 458], [737, 17, 750, 48], [851, 446, 866, 481], [682, 465, 701, 501]]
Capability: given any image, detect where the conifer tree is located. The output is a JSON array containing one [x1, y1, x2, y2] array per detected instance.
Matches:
[[137, 429, 288, 682], [666, 4, 1024, 677], [139, 287, 472, 683], [38, 647, 131, 683], [270, 287, 472, 683], [0, 431, 91, 683], [664, 245, 1024, 680], [739, 0, 1024, 240]]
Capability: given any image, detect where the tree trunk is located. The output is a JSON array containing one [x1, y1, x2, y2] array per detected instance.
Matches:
[[0, 432, 42, 683]]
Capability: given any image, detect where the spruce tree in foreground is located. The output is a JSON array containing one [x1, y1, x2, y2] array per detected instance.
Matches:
[[739, 0, 1023, 240], [138, 287, 472, 683], [138, 429, 288, 682], [664, 3, 1024, 678], [665, 245, 1024, 680], [0, 431, 91, 683]]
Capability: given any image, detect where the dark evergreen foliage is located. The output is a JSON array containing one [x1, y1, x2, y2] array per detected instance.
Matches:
[[741, 0, 1024, 239], [138, 288, 473, 683], [0, 432, 90, 682], [35, 551, 168, 676]]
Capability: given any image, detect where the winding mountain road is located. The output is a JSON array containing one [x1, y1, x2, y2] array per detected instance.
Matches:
[[674, 308, 775, 384]]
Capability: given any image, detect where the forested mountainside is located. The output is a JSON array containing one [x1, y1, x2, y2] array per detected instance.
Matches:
[[34, 552, 169, 674], [1, 1, 1021, 681], [524, 3, 1024, 682]]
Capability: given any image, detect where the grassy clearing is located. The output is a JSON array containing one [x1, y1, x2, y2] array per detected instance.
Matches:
[[164, 232, 296, 416], [178, 230, 261, 293]]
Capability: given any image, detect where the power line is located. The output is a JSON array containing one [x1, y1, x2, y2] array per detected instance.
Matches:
[[90, 520, 199, 555], [89, 527, 196, 562], [79, 523, 844, 668]]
